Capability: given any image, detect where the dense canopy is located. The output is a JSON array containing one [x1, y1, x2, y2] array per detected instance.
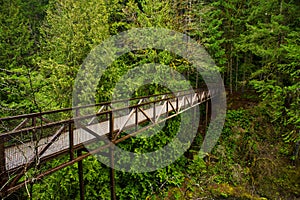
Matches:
[[0, 0, 299, 199]]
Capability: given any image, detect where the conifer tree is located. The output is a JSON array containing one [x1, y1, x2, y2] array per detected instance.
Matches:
[[0, 0, 45, 116], [238, 0, 300, 144], [38, 0, 110, 109]]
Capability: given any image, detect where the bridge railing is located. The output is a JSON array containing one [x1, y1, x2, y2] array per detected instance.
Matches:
[[0, 88, 210, 141], [0, 87, 219, 197]]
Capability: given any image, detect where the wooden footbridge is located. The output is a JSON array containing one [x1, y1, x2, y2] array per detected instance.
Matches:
[[0, 88, 219, 199]]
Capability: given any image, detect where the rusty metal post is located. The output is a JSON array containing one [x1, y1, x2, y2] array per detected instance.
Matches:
[[176, 97, 179, 113], [32, 116, 36, 136], [75, 107, 83, 200], [0, 136, 7, 192], [109, 111, 116, 200], [69, 122, 74, 160], [77, 150, 84, 200], [153, 102, 156, 122], [109, 111, 114, 140], [192, 106, 196, 132], [135, 107, 138, 131], [109, 147, 116, 200], [32, 116, 38, 164]]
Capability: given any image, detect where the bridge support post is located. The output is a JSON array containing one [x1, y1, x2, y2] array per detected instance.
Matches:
[[109, 111, 116, 200], [77, 150, 85, 200], [109, 147, 116, 200], [135, 107, 138, 131], [0, 136, 8, 197], [69, 123, 74, 161], [176, 97, 179, 113], [192, 105, 196, 131], [153, 102, 156, 122], [166, 101, 169, 118]]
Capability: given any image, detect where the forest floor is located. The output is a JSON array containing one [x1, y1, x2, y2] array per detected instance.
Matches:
[[226, 90, 258, 110]]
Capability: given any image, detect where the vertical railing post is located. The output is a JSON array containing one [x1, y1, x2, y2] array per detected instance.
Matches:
[[0, 135, 7, 193], [69, 122, 74, 161], [32, 116, 36, 137], [166, 101, 169, 117], [76, 107, 84, 200], [109, 111, 114, 140], [176, 97, 179, 113], [192, 105, 196, 132], [109, 111, 116, 200], [153, 102, 156, 123], [107, 104, 110, 120], [109, 147, 116, 200], [32, 116, 38, 164], [77, 150, 85, 200], [135, 106, 138, 131]]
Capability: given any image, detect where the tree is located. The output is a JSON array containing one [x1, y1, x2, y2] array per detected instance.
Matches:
[[37, 0, 110, 109], [0, 0, 46, 116], [238, 0, 300, 147]]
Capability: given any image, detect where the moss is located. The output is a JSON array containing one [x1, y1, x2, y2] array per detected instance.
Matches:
[[208, 183, 266, 200]]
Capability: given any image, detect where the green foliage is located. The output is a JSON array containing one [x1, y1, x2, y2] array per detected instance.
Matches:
[[31, 116, 189, 199], [0, 0, 46, 116], [2, 0, 300, 199], [37, 0, 110, 109], [31, 156, 111, 199], [121, 0, 177, 29], [235, 0, 300, 144]]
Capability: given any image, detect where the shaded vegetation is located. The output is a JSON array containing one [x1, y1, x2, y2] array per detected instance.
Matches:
[[0, 0, 299, 199]]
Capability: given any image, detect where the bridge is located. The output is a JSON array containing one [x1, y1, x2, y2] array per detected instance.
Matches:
[[0, 88, 220, 199]]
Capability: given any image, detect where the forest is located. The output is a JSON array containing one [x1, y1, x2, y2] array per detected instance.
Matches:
[[0, 0, 299, 199]]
